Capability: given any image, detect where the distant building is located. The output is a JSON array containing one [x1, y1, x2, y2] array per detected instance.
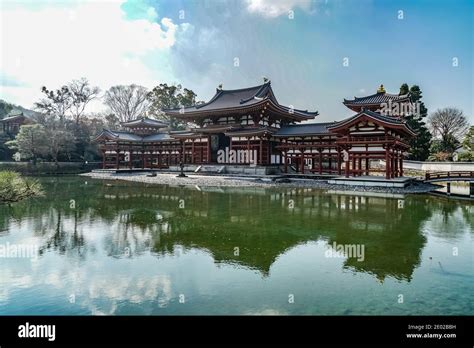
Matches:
[[0, 112, 34, 136]]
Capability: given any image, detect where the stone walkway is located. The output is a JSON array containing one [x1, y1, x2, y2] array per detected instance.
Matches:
[[80, 171, 440, 194]]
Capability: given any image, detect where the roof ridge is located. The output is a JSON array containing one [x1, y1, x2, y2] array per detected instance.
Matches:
[[282, 121, 334, 127], [220, 81, 270, 93], [345, 91, 410, 102], [239, 83, 271, 104]]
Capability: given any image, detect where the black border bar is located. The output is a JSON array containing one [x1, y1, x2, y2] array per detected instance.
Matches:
[[0, 315, 472, 346]]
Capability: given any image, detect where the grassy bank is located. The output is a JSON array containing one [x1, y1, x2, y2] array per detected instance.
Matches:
[[0, 161, 101, 175]]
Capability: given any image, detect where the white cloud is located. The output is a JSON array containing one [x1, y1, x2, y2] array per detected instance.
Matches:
[[0, 1, 188, 110], [146, 6, 158, 21], [245, 0, 313, 18]]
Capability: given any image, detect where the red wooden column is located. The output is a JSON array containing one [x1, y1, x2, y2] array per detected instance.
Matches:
[[337, 148, 342, 175], [352, 155, 356, 177], [259, 138, 263, 165], [328, 155, 332, 174], [182, 141, 186, 163], [399, 154, 404, 177], [358, 156, 362, 177], [365, 156, 369, 175], [394, 151, 399, 177], [300, 149, 305, 174], [345, 152, 350, 178], [191, 140, 195, 164], [149, 150, 153, 169], [391, 149, 395, 178], [284, 151, 288, 173], [207, 136, 211, 163], [129, 147, 133, 169], [318, 150, 323, 174], [267, 138, 272, 165], [385, 146, 390, 179], [247, 137, 251, 164]]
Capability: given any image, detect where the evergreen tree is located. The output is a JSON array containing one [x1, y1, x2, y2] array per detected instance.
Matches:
[[462, 126, 474, 152], [6, 124, 48, 164], [147, 83, 200, 130], [400, 83, 432, 160], [0, 101, 13, 119]]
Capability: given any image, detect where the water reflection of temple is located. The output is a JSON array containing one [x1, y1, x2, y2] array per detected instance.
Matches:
[[141, 187, 430, 281]]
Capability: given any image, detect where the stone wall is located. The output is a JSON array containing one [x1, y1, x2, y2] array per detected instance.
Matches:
[[169, 164, 281, 175]]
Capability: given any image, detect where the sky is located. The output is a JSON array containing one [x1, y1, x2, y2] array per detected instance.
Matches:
[[1, 0, 473, 123]]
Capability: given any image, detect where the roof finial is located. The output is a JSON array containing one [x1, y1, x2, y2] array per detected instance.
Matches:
[[217, 83, 223, 90], [263, 76, 270, 84], [377, 84, 385, 93]]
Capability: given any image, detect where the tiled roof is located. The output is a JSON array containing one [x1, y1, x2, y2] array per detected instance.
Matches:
[[143, 133, 173, 142], [164, 81, 317, 119], [121, 117, 168, 128], [169, 130, 201, 138], [225, 127, 276, 136], [168, 83, 272, 113], [274, 122, 336, 136], [343, 92, 410, 105], [0, 113, 30, 123], [94, 129, 175, 142], [328, 109, 416, 135]]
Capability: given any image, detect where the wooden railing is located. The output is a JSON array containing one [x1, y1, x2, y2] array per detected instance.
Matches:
[[425, 171, 474, 181]]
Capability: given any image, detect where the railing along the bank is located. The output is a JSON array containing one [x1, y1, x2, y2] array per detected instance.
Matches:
[[425, 171, 474, 181]]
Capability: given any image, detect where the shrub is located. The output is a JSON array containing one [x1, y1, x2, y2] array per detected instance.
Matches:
[[457, 151, 474, 162], [427, 152, 451, 162], [0, 171, 43, 204]]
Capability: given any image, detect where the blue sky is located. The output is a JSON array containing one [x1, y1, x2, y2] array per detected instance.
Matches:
[[1, 0, 472, 122]]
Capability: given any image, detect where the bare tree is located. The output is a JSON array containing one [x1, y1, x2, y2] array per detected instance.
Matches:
[[103, 85, 150, 122], [428, 107, 469, 142], [69, 78, 100, 124], [35, 86, 72, 123]]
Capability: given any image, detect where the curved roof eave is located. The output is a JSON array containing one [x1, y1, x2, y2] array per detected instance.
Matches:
[[327, 111, 416, 137]]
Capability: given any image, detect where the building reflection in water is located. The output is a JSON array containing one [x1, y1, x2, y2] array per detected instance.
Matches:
[[1, 178, 471, 283]]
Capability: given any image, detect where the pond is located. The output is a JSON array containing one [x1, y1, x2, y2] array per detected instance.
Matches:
[[0, 177, 472, 315]]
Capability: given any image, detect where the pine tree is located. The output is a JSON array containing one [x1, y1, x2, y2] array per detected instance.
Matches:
[[400, 84, 432, 160]]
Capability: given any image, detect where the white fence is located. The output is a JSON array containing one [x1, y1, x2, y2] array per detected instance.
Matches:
[[379, 160, 474, 172]]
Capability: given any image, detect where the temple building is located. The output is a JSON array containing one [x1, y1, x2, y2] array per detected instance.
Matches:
[[94, 81, 415, 179], [0, 112, 34, 136], [93, 117, 185, 169], [343, 84, 412, 115]]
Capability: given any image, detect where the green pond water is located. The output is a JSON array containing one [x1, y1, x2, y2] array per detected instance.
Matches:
[[0, 176, 472, 315]]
